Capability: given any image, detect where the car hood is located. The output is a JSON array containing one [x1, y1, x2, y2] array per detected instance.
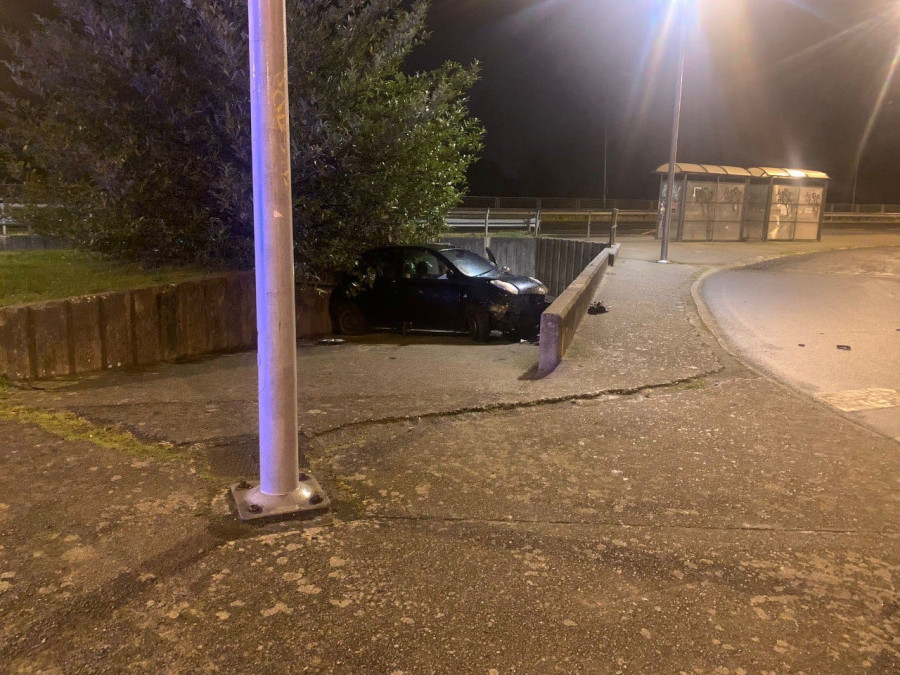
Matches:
[[495, 272, 547, 295]]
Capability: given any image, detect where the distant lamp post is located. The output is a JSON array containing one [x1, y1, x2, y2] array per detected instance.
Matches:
[[658, 0, 689, 264]]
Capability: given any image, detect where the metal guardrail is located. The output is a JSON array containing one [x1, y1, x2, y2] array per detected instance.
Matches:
[[446, 207, 654, 238], [461, 196, 658, 211], [825, 203, 900, 214], [822, 212, 900, 223]]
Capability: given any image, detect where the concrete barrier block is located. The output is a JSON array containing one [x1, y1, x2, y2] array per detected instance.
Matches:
[[176, 280, 207, 357], [0, 306, 32, 379], [537, 248, 611, 378], [131, 288, 161, 365], [537, 312, 562, 377], [68, 296, 102, 374], [99, 293, 132, 369], [608, 242, 620, 266], [204, 277, 229, 352], [157, 285, 179, 360], [31, 302, 70, 378]]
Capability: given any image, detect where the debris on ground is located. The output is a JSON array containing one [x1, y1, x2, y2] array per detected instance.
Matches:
[[836, 344, 851, 351], [588, 302, 609, 315], [317, 338, 345, 345]]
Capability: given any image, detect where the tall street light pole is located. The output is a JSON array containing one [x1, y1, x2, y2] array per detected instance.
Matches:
[[658, 1, 688, 264], [232, 0, 328, 520]]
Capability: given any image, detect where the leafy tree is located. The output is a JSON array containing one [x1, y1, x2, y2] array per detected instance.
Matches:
[[1, 0, 483, 282]]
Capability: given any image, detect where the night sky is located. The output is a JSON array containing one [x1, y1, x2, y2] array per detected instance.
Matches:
[[3, 1, 900, 202]]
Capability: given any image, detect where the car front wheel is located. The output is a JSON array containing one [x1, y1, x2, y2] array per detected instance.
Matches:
[[466, 308, 491, 343]]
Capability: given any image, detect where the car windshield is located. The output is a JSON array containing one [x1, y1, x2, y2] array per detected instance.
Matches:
[[440, 248, 496, 277]]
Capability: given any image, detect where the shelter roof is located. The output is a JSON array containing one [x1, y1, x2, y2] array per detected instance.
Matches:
[[748, 167, 830, 179], [655, 163, 751, 177], [655, 164, 829, 180]]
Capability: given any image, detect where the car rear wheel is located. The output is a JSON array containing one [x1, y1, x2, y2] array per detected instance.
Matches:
[[466, 308, 491, 343], [334, 303, 368, 335]]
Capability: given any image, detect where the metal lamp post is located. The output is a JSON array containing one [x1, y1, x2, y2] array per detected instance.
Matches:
[[231, 0, 329, 520], [658, 0, 688, 264]]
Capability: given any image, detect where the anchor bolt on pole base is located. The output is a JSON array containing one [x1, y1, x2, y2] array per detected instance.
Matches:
[[231, 475, 330, 521]]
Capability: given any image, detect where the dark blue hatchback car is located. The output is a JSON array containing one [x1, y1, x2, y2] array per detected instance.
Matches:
[[330, 244, 550, 341]]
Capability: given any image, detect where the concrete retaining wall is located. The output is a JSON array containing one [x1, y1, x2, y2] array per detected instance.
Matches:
[[537, 244, 620, 377], [447, 236, 608, 294], [535, 239, 608, 297], [448, 237, 538, 278], [0, 272, 332, 380]]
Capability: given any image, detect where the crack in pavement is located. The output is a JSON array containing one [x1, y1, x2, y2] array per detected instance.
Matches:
[[23, 367, 731, 451], [308, 366, 728, 439], [359, 513, 895, 537]]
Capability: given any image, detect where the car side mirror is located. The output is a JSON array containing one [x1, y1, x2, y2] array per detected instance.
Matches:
[[501, 266, 511, 274]]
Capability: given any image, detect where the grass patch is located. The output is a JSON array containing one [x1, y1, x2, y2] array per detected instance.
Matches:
[[0, 405, 183, 462], [0, 249, 219, 307], [0, 384, 180, 461]]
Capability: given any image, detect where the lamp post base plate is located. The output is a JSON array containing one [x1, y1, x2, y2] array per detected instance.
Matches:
[[230, 478, 330, 521]]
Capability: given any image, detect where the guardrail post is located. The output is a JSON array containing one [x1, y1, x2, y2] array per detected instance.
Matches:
[[2, 225, 6, 237], [484, 208, 491, 245], [536, 199, 542, 238], [610, 208, 618, 246], [586, 211, 592, 239]]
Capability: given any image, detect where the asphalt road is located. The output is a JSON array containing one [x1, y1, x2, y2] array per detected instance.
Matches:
[[701, 246, 900, 440]]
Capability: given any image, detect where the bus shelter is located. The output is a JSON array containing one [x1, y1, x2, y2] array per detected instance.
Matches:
[[655, 163, 829, 242]]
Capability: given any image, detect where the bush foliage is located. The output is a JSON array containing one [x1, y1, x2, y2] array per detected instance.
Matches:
[[1, 0, 483, 282]]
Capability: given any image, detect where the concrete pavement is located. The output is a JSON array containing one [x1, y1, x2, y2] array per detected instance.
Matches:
[[702, 247, 900, 440], [1, 230, 898, 673]]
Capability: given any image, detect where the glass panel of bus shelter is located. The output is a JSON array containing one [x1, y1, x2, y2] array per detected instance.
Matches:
[[712, 182, 744, 239], [656, 181, 684, 237], [681, 219, 710, 240], [768, 185, 799, 239], [743, 219, 765, 240], [681, 181, 716, 240], [711, 221, 742, 240], [797, 186, 824, 221], [716, 182, 745, 220], [742, 184, 768, 240], [794, 186, 824, 240]]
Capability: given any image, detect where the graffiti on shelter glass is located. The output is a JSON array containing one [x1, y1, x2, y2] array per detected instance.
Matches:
[[722, 186, 743, 213], [691, 185, 715, 220], [804, 190, 821, 217], [775, 187, 797, 217]]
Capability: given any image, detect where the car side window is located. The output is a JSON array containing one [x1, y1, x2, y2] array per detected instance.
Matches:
[[400, 250, 447, 280], [363, 250, 398, 282]]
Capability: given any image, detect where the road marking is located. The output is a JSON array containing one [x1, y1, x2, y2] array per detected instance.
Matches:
[[816, 388, 900, 412]]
